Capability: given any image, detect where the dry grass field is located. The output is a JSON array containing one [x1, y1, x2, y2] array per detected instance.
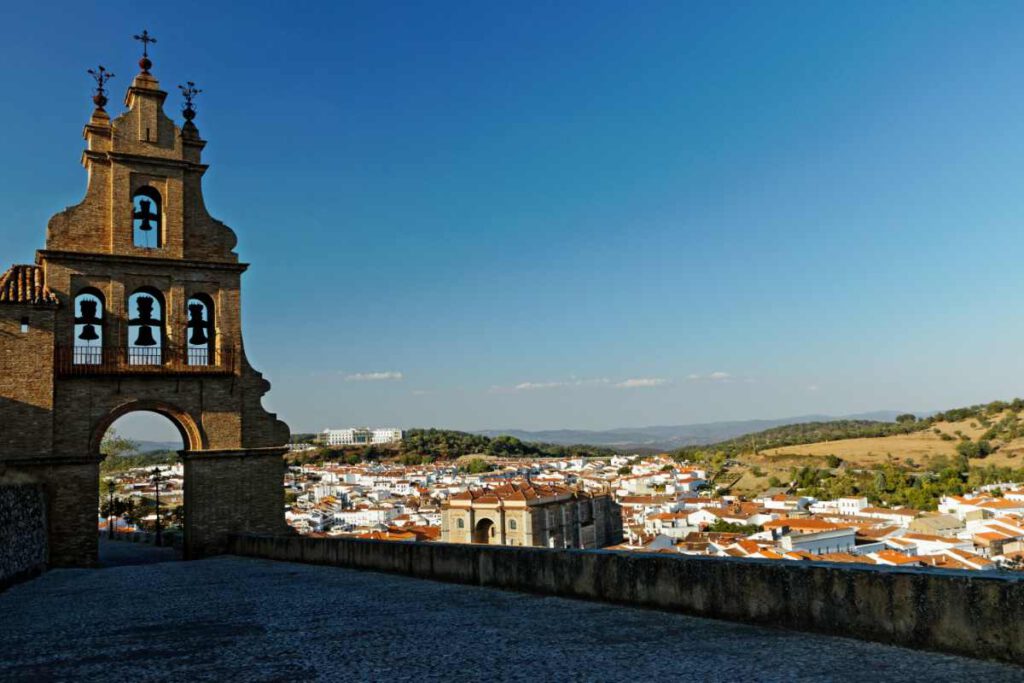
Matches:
[[758, 414, 1024, 469], [723, 413, 1024, 495]]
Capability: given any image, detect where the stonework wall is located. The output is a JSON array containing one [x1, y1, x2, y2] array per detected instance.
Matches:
[[184, 449, 286, 558], [0, 483, 48, 590], [1, 461, 101, 567], [230, 534, 1024, 665], [0, 303, 55, 458]]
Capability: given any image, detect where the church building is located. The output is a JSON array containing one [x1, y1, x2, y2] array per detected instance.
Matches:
[[442, 481, 622, 548], [0, 33, 290, 566]]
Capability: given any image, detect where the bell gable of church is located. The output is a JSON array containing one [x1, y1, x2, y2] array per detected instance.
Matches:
[[45, 67, 238, 263]]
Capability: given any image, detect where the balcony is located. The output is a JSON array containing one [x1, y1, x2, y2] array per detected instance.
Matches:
[[55, 344, 236, 377]]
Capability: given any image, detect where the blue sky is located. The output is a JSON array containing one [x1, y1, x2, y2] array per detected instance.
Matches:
[[5, 2, 1024, 439]]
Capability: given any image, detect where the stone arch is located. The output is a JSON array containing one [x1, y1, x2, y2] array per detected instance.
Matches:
[[473, 517, 496, 545], [89, 399, 205, 457]]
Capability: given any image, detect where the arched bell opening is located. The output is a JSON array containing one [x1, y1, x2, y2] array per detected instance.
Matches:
[[186, 294, 215, 366], [127, 287, 165, 366], [132, 186, 163, 249], [72, 288, 104, 365]]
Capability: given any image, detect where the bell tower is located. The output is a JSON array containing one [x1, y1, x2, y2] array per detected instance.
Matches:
[[0, 32, 290, 565]]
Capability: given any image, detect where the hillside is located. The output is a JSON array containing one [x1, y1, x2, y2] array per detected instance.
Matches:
[[680, 399, 1024, 500], [758, 404, 1024, 466], [478, 411, 906, 451], [286, 428, 617, 465]]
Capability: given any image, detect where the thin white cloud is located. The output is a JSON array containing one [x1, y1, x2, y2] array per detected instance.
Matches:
[[514, 378, 610, 391], [515, 381, 566, 391], [344, 371, 404, 382], [687, 371, 733, 383], [490, 377, 611, 393], [615, 378, 668, 389]]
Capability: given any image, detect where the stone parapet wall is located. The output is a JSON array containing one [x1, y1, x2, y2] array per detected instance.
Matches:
[[183, 449, 287, 558], [230, 533, 1024, 665], [0, 483, 48, 591]]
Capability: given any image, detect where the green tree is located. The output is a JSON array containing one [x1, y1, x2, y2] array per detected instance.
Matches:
[[710, 451, 727, 473], [460, 458, 492, 474], [101, 429, 139, 459], [708, 519, 760, 535]]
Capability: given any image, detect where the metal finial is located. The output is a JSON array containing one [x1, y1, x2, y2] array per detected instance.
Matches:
[[133, 29, 157, 57], [133, 30, 157, 72], [87, 65, 115, 109], [178, 81, 202, 121]]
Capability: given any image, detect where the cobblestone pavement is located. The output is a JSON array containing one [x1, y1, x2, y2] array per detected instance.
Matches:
[[0, 555, 1021, 682], [97, 537, 180, 566]]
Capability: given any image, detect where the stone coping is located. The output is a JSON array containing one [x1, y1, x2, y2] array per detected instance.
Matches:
[[229, 533, 1024, 665]]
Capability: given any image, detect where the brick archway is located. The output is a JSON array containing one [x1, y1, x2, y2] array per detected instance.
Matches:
[[89, 400, 205, 457], [0, 45, 292, 567]]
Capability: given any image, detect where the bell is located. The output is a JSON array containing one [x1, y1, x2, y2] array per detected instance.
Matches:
[[78, 324, 99, 341], [134, 326, 158, 347], [189, 326, 208, 346], [135, 296, 156, 322], [187, 303, 209, 345], [76, 300, 101, 324], [134, 199, 156, 232]]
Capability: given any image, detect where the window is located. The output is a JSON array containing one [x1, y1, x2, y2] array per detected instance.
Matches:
[[73, 289, 104, 365], [509, 519, 517, 531], [132, 186, 163, 248], [457, 518, 465, 529], [127, 288, 164, 365], [186, 295, 214, 365]]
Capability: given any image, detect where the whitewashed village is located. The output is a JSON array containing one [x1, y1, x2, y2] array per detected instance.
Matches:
[[276, 446, 1024, 571], [98, 432, 1024, 573]]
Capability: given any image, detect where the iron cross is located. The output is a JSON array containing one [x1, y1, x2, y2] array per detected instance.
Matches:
[[87, 66, 115, 96], [133, 30, 157, 57]]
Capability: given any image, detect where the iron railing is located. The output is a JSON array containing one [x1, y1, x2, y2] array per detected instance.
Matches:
[[56, 344, 235, 377]]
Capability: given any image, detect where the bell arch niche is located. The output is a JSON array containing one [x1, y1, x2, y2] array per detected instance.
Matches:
[[127, 287, 165, 365], [72, 288, 104, 365], [132, 186, 163, 248], [186, 294, 215, 366]]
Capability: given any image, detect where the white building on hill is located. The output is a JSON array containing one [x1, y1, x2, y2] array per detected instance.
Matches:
[[321, 428, 404, 446]]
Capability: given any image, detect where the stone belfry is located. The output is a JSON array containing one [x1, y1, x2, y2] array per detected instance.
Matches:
[[0, 32, 290, 565]]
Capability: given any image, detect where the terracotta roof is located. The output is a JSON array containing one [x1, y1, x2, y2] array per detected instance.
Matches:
[[763, 518, 849, 532], [979, 500, 1024, 510], [0, 264, 58, 306], [449, 481, 581, 506], [872, 549, 923, 565], [818, 552, 867, 564]]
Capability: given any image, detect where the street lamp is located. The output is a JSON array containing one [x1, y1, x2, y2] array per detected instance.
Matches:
[[150, 467, 163, 547], [105, 477, 117, 540]]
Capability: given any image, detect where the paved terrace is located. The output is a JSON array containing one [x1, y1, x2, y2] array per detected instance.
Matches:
[[0, 547, 1022, 682]]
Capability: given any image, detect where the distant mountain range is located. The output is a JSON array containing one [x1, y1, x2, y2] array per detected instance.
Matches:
[[477, 411, 909, 451], [133, 440, 184, 453]]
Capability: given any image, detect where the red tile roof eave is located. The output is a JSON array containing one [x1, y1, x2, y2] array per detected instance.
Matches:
[[0, 264, 59, 306]]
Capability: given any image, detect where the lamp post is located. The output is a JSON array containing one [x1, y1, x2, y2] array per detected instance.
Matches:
[[105, 477, 117, 540], [150, 467, 163, 547]]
